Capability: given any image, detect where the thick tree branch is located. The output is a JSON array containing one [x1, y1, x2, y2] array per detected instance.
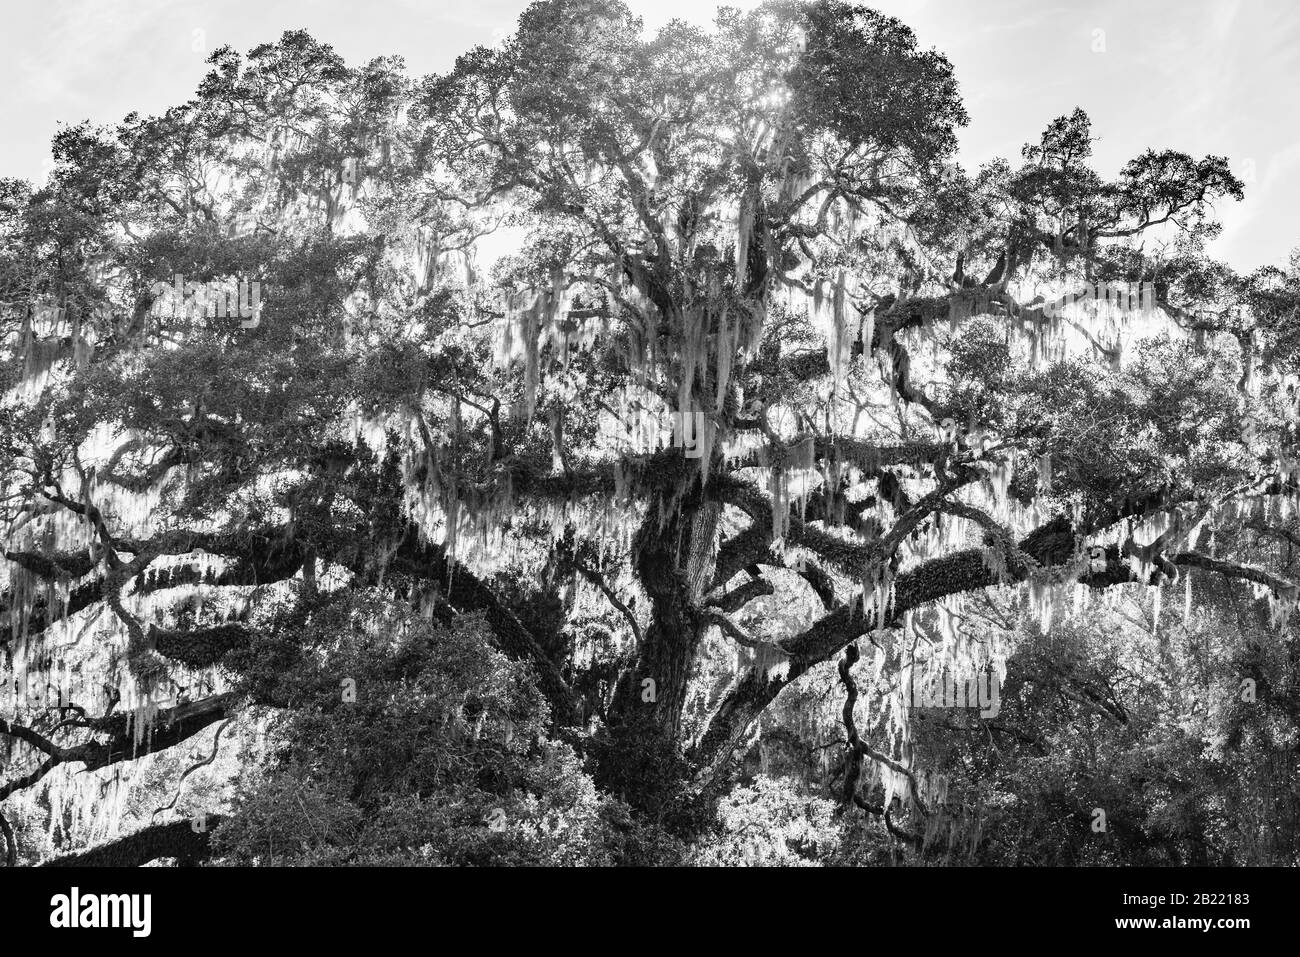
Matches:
[[39, 816, 223, 867]]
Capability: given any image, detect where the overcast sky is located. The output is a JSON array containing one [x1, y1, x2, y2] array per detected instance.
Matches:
[[1, 0, 1295, 271]]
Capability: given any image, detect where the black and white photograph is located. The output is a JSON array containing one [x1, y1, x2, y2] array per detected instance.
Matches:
[[0, 0, 1294, 938]]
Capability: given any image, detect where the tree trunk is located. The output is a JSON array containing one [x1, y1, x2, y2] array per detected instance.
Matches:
[[599, 489, 720, 818]]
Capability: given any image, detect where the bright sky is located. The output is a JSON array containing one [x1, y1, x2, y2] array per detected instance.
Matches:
[[1, 0, 1296, 271]]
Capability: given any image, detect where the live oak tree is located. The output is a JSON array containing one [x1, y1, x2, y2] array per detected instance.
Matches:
[[2, 0, 1297, 863]]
